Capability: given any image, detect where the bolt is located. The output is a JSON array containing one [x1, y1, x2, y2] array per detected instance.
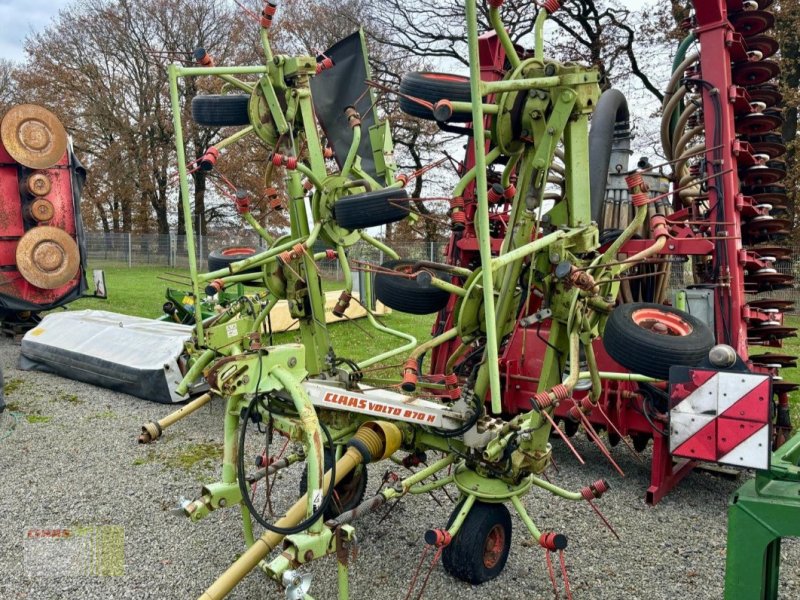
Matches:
[[218, 498, 226, 507], [304, 550, 314, 562], [288, 357, 298, 368]]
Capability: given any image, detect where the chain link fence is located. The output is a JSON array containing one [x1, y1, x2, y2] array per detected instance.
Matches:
[[84, 232, 799, 311]]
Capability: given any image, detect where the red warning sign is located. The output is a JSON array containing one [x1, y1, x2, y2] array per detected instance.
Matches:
[[669, 369, 771, 469]]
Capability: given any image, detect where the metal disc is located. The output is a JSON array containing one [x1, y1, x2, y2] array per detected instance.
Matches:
[[26, 172, 52, 196], [745, 35, 779, 60], [747, 84, 782, 107], [736, 112, 783, 136], [0, 104, 68, 169], [739, 165, 785, 187], [28, 199, 55, 222], [729, 10, 775, 37], [750, 353, 797, 366], [15, 226, 80, 289], [749, 245, 791, 260], [733, 60, 780, 87], [746, 325, 797, 340], [745, 134, 786, 159]]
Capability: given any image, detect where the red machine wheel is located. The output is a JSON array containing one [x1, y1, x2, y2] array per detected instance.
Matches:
[[603, 303, 714, 380], [442, 500, 512, 584]]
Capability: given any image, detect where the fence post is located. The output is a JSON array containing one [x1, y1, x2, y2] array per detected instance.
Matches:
[[127, 233, 132, 268], [169, 233, 176, 268]]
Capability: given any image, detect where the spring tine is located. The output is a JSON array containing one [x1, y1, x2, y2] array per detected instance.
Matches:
[[587, 498, 621, 541], [576, 408, 625, 477], [594, 402, 643, 463], [540, 409, 585, 465]]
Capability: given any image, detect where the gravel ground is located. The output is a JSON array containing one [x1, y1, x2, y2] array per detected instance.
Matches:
[[1, 335, 797, 600]]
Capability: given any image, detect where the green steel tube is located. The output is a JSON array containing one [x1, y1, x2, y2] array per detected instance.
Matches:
[[446, 493, 477, 537], [481, 75, 560, 95], [408, 475, 455, 495], [583, 341, 602, 402], [453, 147, 502, 196], [270, 366, 325, 534], [243, 212, 275, 245], [214, 125, 255, 151], [534, 8, 548, 61], [341, 124, 362, 180], [337, 561, 349, 600], [510, 494, 542, 540], [172, 65, 269, 77], [169, 64, 205, 344], [448, 100, 500, 116], [489, 7, 520, 69], [356, 310, 417, 369], [222, 393, 242, 484], [409, 327, 458, 361], [590, 203, 647, 273], [530, 475, 583, 501], [253, 296, 280, 332], [399, 454, 456, 491], [490, 229, 570, 270], [218, 74, 253, 94], [241, 505, 255, 547], [578, 371, 658, 383], [218, 272, 264, 286], [466, 0, 502, 413], [445, 342, 469, 374], [175, 349, 216, 398], [259, 28, 273, 63], [428, 276, 468, 297], [359, 230, 400, 260], [201, 238, 298, 281], [337, 246, 353, 293], [305, 222, 322, 250], [294, 163, 325, 192]]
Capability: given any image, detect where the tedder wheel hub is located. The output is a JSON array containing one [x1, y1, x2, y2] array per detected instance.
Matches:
[[483, 525, 506, 569]]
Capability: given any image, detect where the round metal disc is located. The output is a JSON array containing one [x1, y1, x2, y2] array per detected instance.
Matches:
[[746, 325, 797, 340], [26, 172, 52, 196], [15, 226, 80, 289], [733, 60, 780, 87], [773, 382, 800, 394], [749, 246, 792, 260], [747, 84, 782, 107], [739, 165, 785, 187], [736, 113, 783, 136], [1, 105, 68, 169], [729, 10, 775, 37], [28, 199, 55, 222], [745, 35, 779, 59], [745, 134, 786, 159], [750, 353, 797, 366]]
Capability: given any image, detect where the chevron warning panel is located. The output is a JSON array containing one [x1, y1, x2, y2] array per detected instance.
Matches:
[[669, 368, 771, 470]]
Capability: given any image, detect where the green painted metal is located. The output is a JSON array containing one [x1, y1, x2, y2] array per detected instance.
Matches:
[[724, 432, 800, 599]]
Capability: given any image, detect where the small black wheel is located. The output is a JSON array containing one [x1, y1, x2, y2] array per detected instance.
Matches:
[[399, 72, 473, 122], [442, 500, 512, 584], [191, 94, 250, 127], [333, 188, 410, 230], [603, 302, 714, 380], [299, 447, 367, 520], [632, 433, 650, 453], [207, 246, 264, 274], [374, 259, 451, 315]]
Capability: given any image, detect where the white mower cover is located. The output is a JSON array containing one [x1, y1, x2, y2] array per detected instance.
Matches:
[[19, 310, 193, 403]]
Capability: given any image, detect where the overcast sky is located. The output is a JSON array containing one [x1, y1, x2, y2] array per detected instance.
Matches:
[[0, 0, 71, 61]]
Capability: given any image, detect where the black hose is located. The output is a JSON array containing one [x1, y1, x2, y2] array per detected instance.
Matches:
[[588, 89, 631, 225], [237, 395, 336, 535]]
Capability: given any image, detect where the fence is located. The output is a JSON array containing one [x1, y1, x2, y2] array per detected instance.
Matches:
[[83, 232, 800, 310]]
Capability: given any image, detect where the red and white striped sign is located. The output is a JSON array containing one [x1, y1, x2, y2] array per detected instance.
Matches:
[[669, 369, 771, 469]]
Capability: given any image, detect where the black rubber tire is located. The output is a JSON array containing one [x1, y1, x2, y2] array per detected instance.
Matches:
[[299, 447, 367, 520], [442, 500, 512, 584], [603, 302, 715, 380], [207, 246, 263, 274], [333, 188, 410, 230], [399, 72, 473, 122], [632, 433, 650, 452], [191, 94, 250, 127], [374, 259, 451, 315]]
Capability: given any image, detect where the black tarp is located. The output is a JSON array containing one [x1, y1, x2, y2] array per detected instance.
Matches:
[[310, 31, 379, 181]]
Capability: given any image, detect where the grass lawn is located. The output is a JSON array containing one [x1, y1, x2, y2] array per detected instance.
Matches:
[[68, 264, 799, 421]]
